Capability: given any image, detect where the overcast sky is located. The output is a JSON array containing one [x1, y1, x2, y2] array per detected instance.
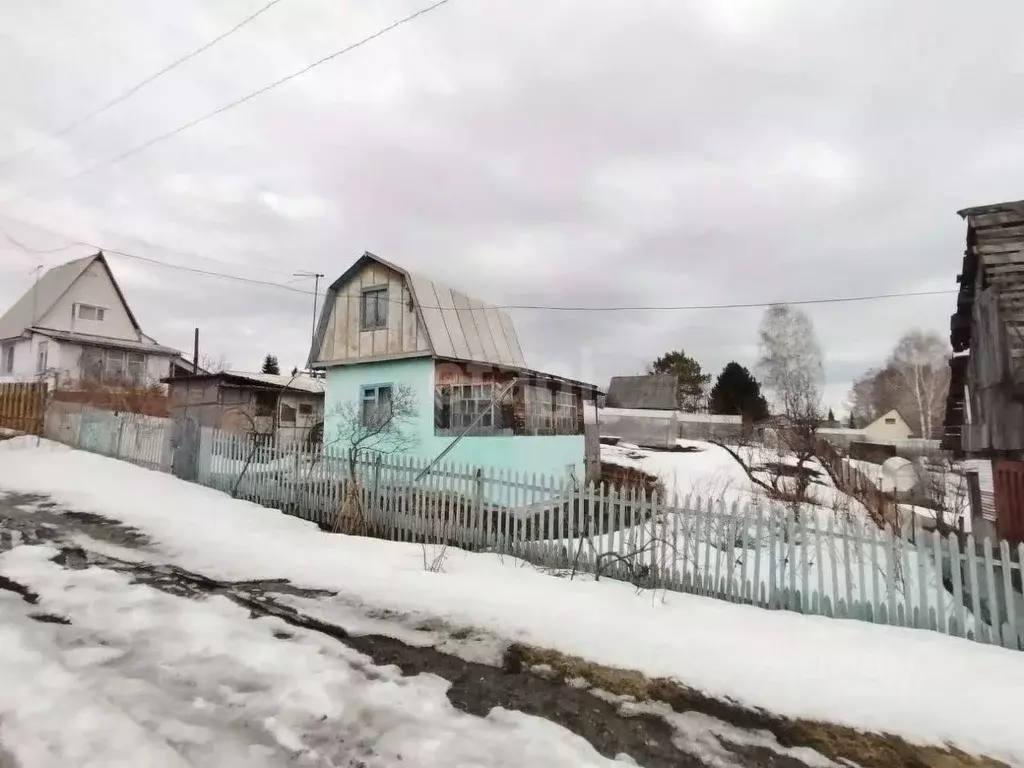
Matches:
[[1, 0, 1022, 413]]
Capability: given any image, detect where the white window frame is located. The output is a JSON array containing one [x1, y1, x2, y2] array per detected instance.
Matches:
[[0, 344, 13, 375], [77, 304, 107, 322], [361, 384, 393, 427], [36, 341, 48, 373]]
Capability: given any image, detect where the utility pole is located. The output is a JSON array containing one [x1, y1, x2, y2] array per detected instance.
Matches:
[[293, 271, 325, 365]]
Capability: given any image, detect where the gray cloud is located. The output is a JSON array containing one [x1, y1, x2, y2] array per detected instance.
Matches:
[[2, 0, 1022, 413]]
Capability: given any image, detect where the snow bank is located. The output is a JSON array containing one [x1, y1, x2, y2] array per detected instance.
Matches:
[[0, 545, 628, 768], [1, 438, 1023, 763]]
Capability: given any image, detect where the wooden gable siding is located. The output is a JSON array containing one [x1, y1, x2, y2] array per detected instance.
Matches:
[[317, 261, 430, 364]]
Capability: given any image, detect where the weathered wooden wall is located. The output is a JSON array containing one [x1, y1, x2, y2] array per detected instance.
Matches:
[[994, 460, 1024, 544], [316, 261, 430, 364], [951, 202, 1024, 456], [965, 286, 1024, 453]]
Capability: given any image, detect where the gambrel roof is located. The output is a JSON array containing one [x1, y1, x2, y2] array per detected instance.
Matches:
[[310, 252, 527, 369]]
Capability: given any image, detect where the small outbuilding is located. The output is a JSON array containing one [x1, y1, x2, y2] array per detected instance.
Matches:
[[165, 371, 324, 446]]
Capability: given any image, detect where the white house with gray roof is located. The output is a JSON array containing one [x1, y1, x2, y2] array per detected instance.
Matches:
[[308, 252, 601, 483], [0, 252, 182, 388]]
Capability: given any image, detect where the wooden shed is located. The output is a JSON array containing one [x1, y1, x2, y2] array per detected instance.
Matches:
[[943, 199, 1024, 541]]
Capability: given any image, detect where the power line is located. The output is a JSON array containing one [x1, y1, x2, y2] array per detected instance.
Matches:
[[0, 0, 288, 175], [0, 210, 313, 279], [501, 290, 957, 311], [0, 215, 957, 310], [0, 228, 85, 255], [6, 0, 455, 203]]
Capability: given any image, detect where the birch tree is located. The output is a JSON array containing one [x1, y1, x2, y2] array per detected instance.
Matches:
[[758, 303, 824, 422], [756, 304, 825, 502], [887, 330, 949, 439]]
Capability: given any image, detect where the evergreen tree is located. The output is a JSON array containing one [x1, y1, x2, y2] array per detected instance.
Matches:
[[708, 362, 770, 422], [648, 350, 711, 411], [847, 412, 856, 429], [261, 355, 281, 375], [827, 407, 836, 424]]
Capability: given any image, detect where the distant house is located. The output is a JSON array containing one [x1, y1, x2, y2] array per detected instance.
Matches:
[[862, 409, 913, 441], [606, 374, 678, 410], [0, 253, 180, 388], [942, 199, 1024, 542], [307, 252, 601, 482], [601, 374, 746, 445], [818, 409, 915, 445], [165, 371, 324, 446]]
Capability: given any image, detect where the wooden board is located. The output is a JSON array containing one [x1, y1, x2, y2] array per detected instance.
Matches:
[[970, 210, 1024, 228], [0, 382, 46, 435]]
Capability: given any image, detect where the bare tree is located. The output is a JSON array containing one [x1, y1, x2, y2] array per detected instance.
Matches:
[[326, 383, 419, 466], [756, 304, 824, 503], [325, 384, 419, 535], [888, 330, 950, 439], [758, 304, 823, 420], [844, 331, 949, 438], [199, 353, 231, 374]]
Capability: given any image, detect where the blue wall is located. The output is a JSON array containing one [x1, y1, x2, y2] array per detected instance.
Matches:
[[324, 357, 584, 481]]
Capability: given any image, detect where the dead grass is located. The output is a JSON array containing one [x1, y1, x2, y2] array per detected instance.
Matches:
[[506, 643, 1009, 768]]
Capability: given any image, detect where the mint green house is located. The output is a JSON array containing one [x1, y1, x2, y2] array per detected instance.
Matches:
[[307, 253, 601, 483]]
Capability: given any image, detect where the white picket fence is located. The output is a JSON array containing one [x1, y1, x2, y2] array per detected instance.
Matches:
[[35, 404, 1024, 650]]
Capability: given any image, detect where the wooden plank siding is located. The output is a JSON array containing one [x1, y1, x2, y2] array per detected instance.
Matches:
[[316, 261, 430, 364], [0, 382, 47, 435], [946, 201, 1024, 458], [994, 460, 1024, 544]]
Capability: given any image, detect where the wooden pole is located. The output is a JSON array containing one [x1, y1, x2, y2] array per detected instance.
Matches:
[[192, 328, 200, 373]]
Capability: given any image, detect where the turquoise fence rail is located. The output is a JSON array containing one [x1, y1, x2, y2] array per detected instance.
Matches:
[[37, 403, 1024, 650]]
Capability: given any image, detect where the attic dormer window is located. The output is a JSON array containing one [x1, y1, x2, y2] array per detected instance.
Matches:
[[360, 287, 388, 331], [77, 304, 106, 322]]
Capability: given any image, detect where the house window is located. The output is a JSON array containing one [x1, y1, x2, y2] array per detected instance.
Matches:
[[434, 382, 513, 435], [885, 417, 896, 425], [220, 387, 244, 405], [77, 304, 106, 322], [298, 403, 313, 417], [104, 348, 125, 382], [81, 348, 103, 383], [255, 391, 277, 417], [127, 352, 146, 385], [36, 342, 48, 373], [524, 385, 554, 435], [553, 390, 579, 434], [280, 404, 297, 423], [360, 287, 388, 330], [1, 344, 13, 375], [361, 384, 393, 428]]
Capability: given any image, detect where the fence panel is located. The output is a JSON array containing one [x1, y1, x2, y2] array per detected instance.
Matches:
[[21, 410, 1024, 651], [0, 382, 47, 436]]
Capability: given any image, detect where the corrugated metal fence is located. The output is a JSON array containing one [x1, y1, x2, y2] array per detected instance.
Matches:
[[34, 402, 1024, 651]]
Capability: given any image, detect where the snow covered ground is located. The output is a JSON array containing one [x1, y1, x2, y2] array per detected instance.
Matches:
[[0, 438, 1023, 764], [598, 441, 964, 626], [0, 544, 630, 768]]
